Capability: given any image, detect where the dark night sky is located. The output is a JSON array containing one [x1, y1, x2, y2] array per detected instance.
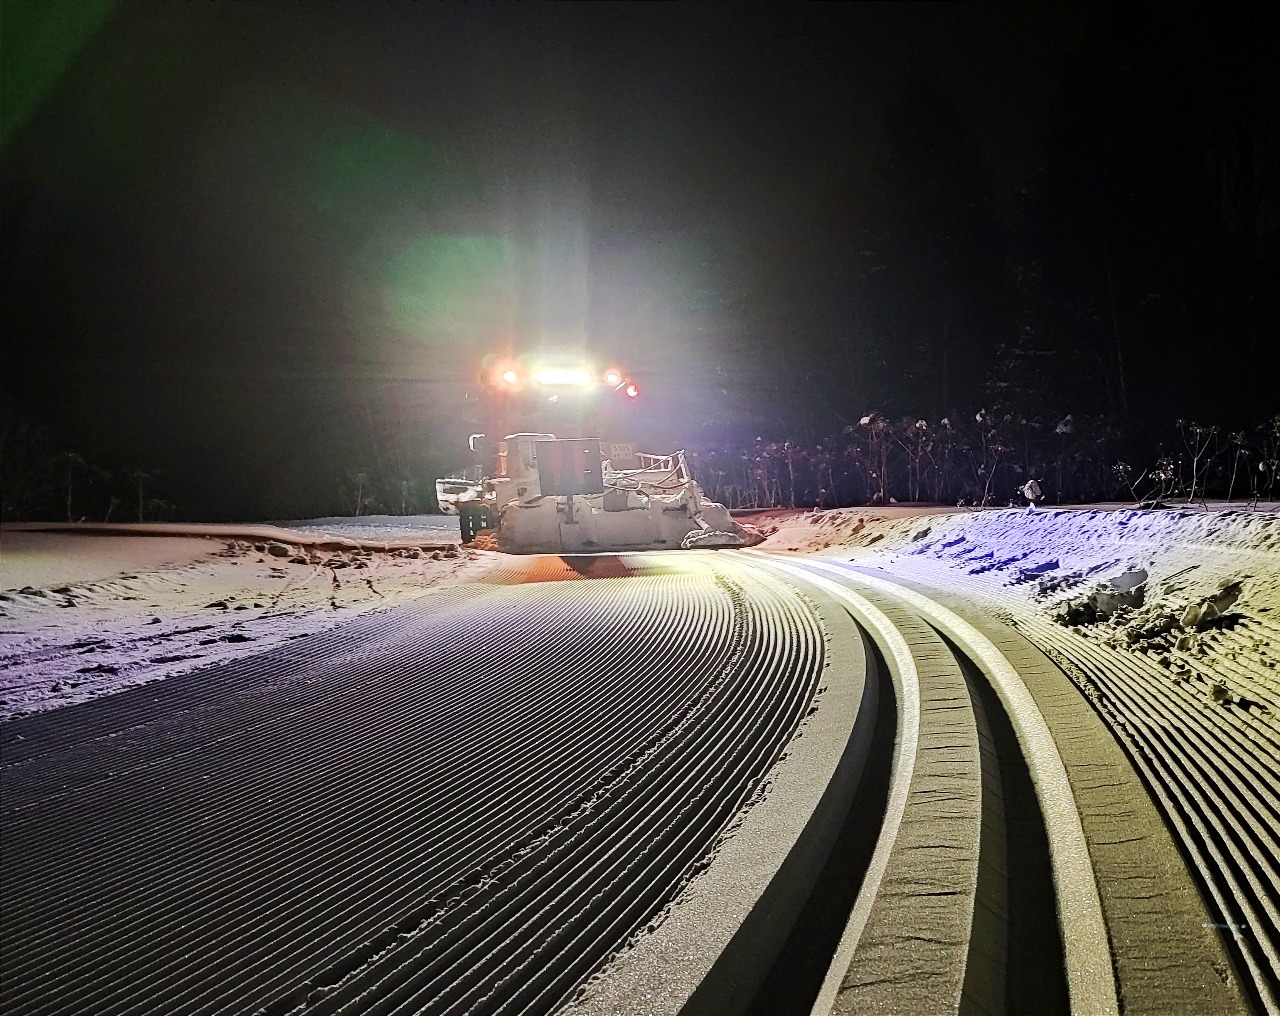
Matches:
[[2, 2, 1274, 519]]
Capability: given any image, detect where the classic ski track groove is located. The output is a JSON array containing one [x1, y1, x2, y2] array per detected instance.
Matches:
[[751, 554, 1112, 1016], [840, 557, 1280, 1015]]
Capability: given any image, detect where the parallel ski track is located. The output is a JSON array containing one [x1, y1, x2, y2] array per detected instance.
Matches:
[[754, 555, 1091, 1016], [849, 558, 1280, 1013], [1, 557, 825, 1016]]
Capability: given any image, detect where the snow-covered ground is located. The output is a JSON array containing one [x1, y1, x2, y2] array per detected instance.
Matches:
[[751, 501, 1279, 1008], [3, 505, 1277, 722], [758, 501, 1280, 713], [0, 519, 486, 719], [5, 505, 1275, 1009]]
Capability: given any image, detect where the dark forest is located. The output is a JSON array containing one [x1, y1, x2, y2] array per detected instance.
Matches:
[[2, 2, 1276, 520]]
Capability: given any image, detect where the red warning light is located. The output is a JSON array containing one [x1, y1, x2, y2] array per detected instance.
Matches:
[[624, 383, 639, 399]]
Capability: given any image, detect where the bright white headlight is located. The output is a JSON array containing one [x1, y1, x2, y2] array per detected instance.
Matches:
[[532, 367, 593, 387]]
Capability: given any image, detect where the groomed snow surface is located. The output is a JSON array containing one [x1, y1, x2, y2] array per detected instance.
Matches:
[[760, 500, 1280, 1011], [2, 504, 1278, 1009]]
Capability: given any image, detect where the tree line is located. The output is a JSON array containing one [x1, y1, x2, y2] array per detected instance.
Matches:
[[700, 4, 1277, 510], [809, 4, 1276, 443], [688, 413, 1280, 511], [0, 399, 453, 523]]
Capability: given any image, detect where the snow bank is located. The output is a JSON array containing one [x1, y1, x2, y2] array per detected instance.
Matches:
[[761, 503, 1280, 712], [0, 522, 492, 720]]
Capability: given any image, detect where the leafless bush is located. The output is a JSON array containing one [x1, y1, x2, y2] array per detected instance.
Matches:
[[690, 414, 1275, 511]]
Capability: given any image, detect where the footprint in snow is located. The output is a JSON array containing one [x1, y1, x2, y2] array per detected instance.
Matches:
[[198, 633, 255, 646]]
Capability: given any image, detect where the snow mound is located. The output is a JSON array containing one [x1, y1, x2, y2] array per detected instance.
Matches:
[[0, 524, 490, 720]]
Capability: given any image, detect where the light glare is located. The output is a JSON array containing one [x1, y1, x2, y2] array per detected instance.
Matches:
[[533, 367, 593, 387]]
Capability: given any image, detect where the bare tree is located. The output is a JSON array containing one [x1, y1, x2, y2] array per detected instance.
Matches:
[[62, 452, 87, 522], [131, 470, 152, 523], [347, 470, 373, 517]]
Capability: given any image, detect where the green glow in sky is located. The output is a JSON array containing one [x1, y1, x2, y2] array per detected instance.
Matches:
[[382, 234, 521, 345], [1, 0, 115, 146], [229, 92, 535, 351]]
